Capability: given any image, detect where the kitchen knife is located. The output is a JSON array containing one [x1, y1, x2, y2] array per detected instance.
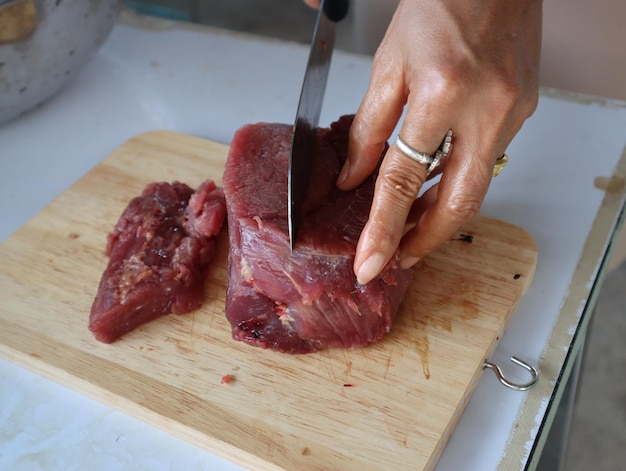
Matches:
[[288, 0, 349, 250]]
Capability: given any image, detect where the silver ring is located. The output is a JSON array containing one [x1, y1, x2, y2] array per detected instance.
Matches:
[[395, 130, 453, 176]]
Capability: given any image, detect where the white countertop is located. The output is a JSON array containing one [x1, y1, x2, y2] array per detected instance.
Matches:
[[1, 13, 626, 471]]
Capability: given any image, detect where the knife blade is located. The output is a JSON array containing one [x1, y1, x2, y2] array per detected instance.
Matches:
[[288, 0, 349, 250]]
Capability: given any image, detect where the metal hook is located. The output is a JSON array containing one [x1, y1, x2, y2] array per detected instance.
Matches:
[[483, 356, 539, 392]]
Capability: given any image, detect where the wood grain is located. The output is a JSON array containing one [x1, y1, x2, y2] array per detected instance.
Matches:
[[0, 131, 537, 471]]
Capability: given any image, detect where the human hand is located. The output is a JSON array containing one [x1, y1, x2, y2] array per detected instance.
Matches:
[[337, 0, 542, 284]]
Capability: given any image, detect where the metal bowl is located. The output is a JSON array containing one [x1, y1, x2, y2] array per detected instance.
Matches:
[[0, 0, 120, 125]]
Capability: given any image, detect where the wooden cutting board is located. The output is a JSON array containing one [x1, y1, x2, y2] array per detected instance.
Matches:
[[0, 131, 537, 471]]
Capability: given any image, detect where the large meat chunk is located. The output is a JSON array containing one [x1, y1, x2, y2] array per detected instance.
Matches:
[[222, 115, 414, 353], [89, 180, 226, 343]]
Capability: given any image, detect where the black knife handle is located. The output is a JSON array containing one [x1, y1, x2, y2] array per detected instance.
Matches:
[[323, 0, 349, 22]]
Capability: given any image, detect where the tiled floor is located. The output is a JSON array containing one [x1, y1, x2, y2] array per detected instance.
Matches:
[[127, 2, 626, 469]]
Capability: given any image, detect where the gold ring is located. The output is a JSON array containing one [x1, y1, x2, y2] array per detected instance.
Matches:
[[493, 153, 508, 177]]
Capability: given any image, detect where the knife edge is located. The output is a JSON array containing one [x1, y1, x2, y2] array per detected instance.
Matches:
[[288, 1, 341, 251]]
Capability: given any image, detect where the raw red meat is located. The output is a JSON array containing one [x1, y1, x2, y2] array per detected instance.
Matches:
[[89, 180, 226, 343], [222, 115, 414, 353]]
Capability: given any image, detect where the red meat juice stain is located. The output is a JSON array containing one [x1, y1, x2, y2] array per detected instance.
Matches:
[[455, 233, 474, 243]]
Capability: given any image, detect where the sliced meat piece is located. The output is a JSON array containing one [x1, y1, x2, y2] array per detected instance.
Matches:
[[89, 180, 226, 343], [222, 115, 414, 353]]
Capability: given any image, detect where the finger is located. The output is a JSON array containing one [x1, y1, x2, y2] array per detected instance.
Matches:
[[354, 96, 453, 284], [303, 0, 320, 9], [396, 91, 523, 270], [398, 142, 494, 269], [337, 50, 406, 191]]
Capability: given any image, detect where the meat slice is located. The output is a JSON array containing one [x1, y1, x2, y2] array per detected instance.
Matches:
[[89, 180, 226, 343], [222, 115, 414, 353]]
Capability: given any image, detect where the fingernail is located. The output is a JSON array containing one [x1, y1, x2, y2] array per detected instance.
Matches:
[[337, 161, 350, 187], [399, 256, 420, 270], [356, 253, 387, 285]]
